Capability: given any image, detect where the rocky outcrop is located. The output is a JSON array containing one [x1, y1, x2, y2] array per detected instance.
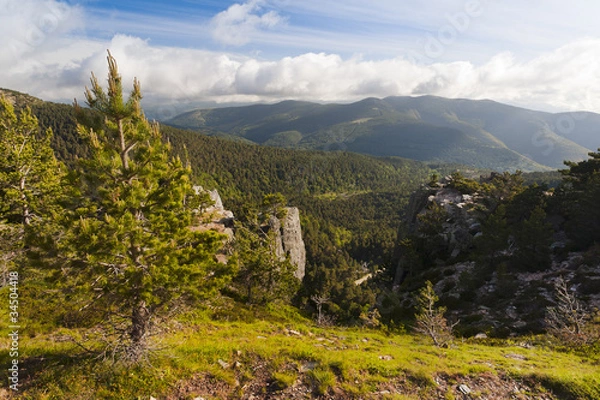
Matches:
[[192, 186, 306, 278], [191, 186, 235, 264], [427, 252, 600, 336], [394, 177, 485, 288], [269, 207, 306, 280], [392, 175, 600, 336]]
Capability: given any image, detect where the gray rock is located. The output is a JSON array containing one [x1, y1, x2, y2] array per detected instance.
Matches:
[[282, 207, 306, 280], [269, 207, 307, 280]]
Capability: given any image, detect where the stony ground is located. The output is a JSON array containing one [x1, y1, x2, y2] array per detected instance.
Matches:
[[167, 362, 558, 400]]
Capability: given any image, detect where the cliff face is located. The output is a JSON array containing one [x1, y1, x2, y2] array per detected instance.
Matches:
[[269, 207, 306, 280]]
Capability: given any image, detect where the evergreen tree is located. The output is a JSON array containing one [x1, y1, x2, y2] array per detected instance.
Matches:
[[561, 149, 600, 187], [0, 96, 63, 284], [58, 52, 232, 362], [511, 206, 552, 271], [559, 150, 600, 248], [231, 193, 299, 305], [474, 205, 509, 268], [414, 281, 455, 347], [232, 222, 298, 305]]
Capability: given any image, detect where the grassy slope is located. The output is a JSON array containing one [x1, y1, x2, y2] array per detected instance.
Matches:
[[2, 304, 598, 399]]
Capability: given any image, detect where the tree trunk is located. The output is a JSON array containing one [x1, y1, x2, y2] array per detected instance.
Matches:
[[118, 119, 129, 170], [19, 176, 30, 226], [127, 300, 150, 362]]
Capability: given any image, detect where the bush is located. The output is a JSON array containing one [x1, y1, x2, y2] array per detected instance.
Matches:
[[545, 277, 598, 345]]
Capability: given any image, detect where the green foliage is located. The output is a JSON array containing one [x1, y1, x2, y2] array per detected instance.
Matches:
[[480, 170, 526, 210], [0, 96, 65, 334], [474, 182, 552, 273], [299, 216, 377, 324], [231, 195, 299, 305], [52, 53, 232, 362], [272, 370, 298, 390], [557, 150, 600, 249], [446, 171, 481, 194], [0, 97, 64, 228], [412, 201, 449, 267], [31, 101, 91, 166], [473, 205, 509, 268], [414, 281, 455, 347], [308, 366, 337, 395], [561, 149, 600, 186], [511, 206, 552, 271], [261, 192, 287, 220]]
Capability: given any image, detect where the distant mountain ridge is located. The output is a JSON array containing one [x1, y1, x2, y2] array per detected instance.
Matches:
[[167, 95, 600, 171]]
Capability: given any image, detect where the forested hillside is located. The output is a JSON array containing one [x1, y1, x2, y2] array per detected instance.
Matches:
[[167, 96, 600, 171], [3, 87, 437, 323]]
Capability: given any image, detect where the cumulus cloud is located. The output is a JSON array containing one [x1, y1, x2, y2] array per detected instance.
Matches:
[[78, 37, 599, 117], [0, 0, 84, 64], [2, 1, 600, 117], [210, 0, 286, 46]]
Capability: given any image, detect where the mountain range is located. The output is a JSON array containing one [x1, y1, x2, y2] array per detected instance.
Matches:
[[167, 96, 600, 172]]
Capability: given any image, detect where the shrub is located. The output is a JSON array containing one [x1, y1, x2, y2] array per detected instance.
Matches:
[[413, 281, 456, 347], [545, 277, 597, 345]]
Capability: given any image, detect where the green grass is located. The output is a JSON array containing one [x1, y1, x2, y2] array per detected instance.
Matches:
[[1, 304, 598, 399]]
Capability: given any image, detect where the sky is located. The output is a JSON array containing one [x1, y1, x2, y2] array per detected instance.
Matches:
[[2, 0, 600, 118]]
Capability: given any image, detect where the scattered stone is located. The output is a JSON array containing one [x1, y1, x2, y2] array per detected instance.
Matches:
[[218, 359, 230, 369], [474, 333, 488, 339], [257, 336, 267, 340], [458, 384, 471, 394], [378, 355, 393, 361], [234, 361, 243, 369], [300, 361, 318, 372], [518, 342, 534, 349], [288, 329, 302, 336], [505, 353, 527, 361]]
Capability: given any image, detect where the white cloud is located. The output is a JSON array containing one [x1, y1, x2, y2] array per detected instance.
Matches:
[[0, 0, 84, 64], [2, 1, 600, 117], [4, 33, 600, 116], [210, 0, 286, 46]]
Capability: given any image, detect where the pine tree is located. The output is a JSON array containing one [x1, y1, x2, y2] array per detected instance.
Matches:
[[0, 96, 64, 284], [59, 52, 232, 362], [474, 204, 509, 268], [414, 281, 455, 347], [232, 193, 299, 305], [511, 206, 552, 271], [559, 150, 600, 248]]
